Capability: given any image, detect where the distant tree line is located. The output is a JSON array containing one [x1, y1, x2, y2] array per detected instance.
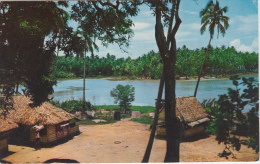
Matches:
[[53, 46, 258, 80]]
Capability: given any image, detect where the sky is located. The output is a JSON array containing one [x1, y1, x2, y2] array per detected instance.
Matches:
[[67, 0, 259, 59]]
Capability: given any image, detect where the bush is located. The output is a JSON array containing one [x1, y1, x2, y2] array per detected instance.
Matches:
[[130, 75, 136, 80], [50, 99, 93, 113], [175, 75, 180, 80], [110, 84, 135, 113], [205, 75, 259, 156]]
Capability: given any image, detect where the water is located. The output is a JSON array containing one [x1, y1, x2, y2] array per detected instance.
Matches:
[[50, 74, 258, 108]]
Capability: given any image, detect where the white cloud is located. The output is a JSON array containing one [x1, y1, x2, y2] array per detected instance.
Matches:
[[183, 10, 198, 15], [230, 38, 258, 52], [132, 22, 152, 30], [236, 14, 258, 32], [181, 23, 201, 31], [132, 29, 155, 42]]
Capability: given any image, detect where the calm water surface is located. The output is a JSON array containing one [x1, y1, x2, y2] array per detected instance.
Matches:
[[50, 74, 258, 107]]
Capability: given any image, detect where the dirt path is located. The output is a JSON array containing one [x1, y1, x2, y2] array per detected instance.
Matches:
[[2, 118, 259, 163]]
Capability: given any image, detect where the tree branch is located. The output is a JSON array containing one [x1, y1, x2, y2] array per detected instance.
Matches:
[[155, 1, 167, 60], [171, 0, 181, 36]]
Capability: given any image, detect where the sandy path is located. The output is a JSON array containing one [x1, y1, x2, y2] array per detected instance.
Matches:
[[2, 118, 259, 163]]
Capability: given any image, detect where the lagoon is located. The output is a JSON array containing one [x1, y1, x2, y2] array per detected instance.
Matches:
[[50, 74, 258, 107]]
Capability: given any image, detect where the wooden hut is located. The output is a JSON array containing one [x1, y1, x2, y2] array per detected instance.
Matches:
[[157, 96, 210, 138], [0, 116, 18, 155], [8, 96, 80, 145]]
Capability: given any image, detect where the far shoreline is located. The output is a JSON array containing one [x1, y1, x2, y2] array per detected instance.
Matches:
[[57, 72, 258, 82]]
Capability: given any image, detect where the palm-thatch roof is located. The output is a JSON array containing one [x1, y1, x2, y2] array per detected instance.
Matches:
[[8, 96, 76, 125], [160, 96, 209, 127], [0, 116, 18, 133]]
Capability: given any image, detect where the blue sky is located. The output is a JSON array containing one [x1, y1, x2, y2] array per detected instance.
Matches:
[[67, 0, 258, 59]]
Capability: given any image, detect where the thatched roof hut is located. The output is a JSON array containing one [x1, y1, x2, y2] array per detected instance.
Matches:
[[8, 96, 75, 125], [158, 96, 210, 138], [7, 96, 79, 145], [0, 116, 18, 134], [0, 116, 18, 156]]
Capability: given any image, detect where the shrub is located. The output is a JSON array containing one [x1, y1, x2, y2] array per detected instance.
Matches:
[[110, 84, 135, 113]]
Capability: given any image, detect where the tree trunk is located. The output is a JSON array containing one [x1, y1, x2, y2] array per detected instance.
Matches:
[[83, 44, 86, 111], [142, 72, 164, 163], [154, 0, 182, 162], [163, 38, 182, 162], [194, 37, 212, 97]]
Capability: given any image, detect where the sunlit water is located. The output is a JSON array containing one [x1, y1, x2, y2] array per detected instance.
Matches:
[[49, 74, 258, 109]]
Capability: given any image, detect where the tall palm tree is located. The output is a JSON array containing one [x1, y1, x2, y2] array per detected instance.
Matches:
[[76, 27, 99, 111], [194, 0, 229, 97]]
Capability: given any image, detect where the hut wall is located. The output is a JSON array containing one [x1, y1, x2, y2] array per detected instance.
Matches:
[[30, 129, 48, 143], [70, 125, 79, 135], [30, 131, 36, 142], [0, 139, 8, 155], [47, 125, 58, 143], [63, 127, 68, 136], [184, 125, 205, 138]]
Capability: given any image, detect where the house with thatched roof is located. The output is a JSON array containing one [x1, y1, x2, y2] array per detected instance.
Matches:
[[0, 116, 18, 156], [157, 96, 210, 138], [7, 96, 79, 145]]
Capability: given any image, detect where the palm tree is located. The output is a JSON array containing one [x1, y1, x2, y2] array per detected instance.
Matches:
[[75, 27, 98, 111], [194, 0, 229, 97]]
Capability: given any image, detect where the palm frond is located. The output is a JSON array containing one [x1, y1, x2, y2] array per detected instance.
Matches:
[[220, 16, 230, 29], [200, 0, 214, 17], [221, 6, 228, 13], [218, 23, 226, 37], [200, 20, 209, 35], [201, 14, 212, 24], [209, 21, 216, 38]]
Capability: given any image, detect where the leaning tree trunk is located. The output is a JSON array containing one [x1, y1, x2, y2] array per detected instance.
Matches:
[[194, 37, 212, 97], [142, 72, 164, 163]]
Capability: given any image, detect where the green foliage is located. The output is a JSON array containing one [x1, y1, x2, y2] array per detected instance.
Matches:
[[205, 75, 259, 156], [53, 47, 258, 80], [0, 1, 70, 107], [50, 99, 93, 113], [132, 117, 153, 125], [110, 84, 135, 112]]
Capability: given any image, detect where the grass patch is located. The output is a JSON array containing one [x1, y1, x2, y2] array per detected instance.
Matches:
[[131, 116, 153, 125], [130, 106, 155, 113], [94, 105, 155, 114], [94, 105, 120, 110]]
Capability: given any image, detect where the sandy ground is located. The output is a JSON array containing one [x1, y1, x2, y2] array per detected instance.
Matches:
[[2, 118, 259, 163]]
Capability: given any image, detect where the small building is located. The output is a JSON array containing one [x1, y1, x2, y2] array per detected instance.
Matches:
[[8, 96, 79, 145], [157, 96, 210, 138], [0, 116, 18, 156]]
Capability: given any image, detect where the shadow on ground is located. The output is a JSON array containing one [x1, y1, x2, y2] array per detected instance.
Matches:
[[0, 159, 13, 164], [155, 133, 211, 142], [43, 158, 80, 163], [182, 133, 211, 142], [0, 151, 15, 160]]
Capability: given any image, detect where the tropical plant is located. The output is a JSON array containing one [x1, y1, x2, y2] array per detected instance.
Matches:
[[110, 84, 135, 113], [205, 76, 259, 157], [194, 0, 229, 97]]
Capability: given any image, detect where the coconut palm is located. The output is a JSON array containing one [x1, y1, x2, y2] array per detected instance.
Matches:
[[194, 0, 229, 97], [75, 27, 99, 111]]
